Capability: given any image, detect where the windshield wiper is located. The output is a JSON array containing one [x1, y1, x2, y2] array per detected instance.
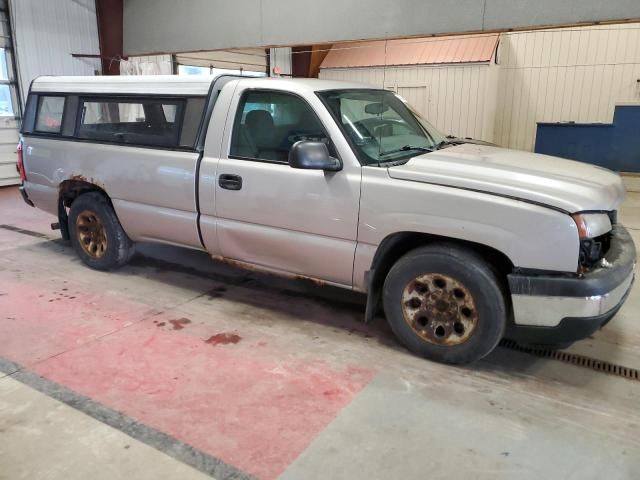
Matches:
[[379, 145, 434, 157], [434, 139, 456, 150]]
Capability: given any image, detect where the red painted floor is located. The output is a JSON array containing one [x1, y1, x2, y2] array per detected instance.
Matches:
[[0, 186, 55, 235], [0, 269, 374, 479]]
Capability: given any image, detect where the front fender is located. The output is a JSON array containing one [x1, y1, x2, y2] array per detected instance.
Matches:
[[353, 168, 580, 291]]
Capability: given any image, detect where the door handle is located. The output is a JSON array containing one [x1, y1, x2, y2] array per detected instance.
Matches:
[[218, 173, 243, 191]]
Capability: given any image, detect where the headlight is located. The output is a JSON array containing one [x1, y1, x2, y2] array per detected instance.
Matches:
[[572, 213, 612, 239]]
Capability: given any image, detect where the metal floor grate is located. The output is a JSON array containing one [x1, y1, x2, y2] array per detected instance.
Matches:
[[499, 339, 640, 382]]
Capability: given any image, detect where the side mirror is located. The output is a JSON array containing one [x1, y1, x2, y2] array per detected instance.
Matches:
[[288, 141, 341, 171]]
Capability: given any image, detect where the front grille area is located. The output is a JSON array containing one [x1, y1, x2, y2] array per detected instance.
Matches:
[[578, 210, 616, 270], [579, 232, 611, 268]]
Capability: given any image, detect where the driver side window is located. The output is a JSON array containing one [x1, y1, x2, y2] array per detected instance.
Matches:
[[230, 90, 329, 163]]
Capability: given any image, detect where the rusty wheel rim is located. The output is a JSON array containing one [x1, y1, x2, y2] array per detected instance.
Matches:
[[76, 210, 108, 258], [401, 273, 478, 346]]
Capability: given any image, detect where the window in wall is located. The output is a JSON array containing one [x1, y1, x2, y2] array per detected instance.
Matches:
[[178, 65, 211, 76], [230, 90, 329, 162], [0, 84, 12, 116], [177, 64, 267, 77], [0, 48, 12, 116], [77, 98, 183, 147], [35, 96, 65, 133]]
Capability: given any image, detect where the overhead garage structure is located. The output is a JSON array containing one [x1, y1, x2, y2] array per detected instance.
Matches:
[[123, 0, 640, 55]]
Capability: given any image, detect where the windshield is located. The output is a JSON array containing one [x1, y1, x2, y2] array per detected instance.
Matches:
[[318, 89, 446, 166]]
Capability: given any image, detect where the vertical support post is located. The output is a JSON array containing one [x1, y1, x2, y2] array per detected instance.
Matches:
[[95, 0, 123, 75]]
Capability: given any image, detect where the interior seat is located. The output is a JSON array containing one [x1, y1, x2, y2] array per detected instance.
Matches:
[[244, 109, 283, 161]]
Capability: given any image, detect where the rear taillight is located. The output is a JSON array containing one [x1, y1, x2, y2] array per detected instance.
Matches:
[[16, 141, 26, 182]]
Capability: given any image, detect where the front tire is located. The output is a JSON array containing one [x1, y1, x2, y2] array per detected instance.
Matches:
[[68, 192, 134, 270], [383, 244, 507, 364]]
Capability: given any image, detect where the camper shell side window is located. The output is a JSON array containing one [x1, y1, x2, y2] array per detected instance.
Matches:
[[22, 91, 208, 151], [75, 97, 186, 148], [34, 95, 66, 134]]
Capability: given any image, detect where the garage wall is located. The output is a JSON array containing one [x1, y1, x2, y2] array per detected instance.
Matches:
[[0, 115, 17, 186], [322, 24, 640, 150], [494, 24, 640, 151], [320, 63, 499, 142], [0, 0, 18, 185], [11, 0, 101, 106]]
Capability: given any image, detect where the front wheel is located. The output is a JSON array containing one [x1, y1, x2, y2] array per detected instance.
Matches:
[[383, 244, 507, 364], [68, 192, 134, 270]]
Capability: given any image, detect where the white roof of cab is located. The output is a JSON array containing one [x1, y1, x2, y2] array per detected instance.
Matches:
[[31, 75, 222, 96], [30, 75, 374, 96], [230, 77, 373, 93]]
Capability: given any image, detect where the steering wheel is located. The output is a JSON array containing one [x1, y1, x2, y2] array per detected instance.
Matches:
[[351, 119, 397, 145]]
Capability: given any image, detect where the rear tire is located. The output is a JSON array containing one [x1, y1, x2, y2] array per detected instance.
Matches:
[[68, 192, 134, 270], [383, 243, 507, 365]]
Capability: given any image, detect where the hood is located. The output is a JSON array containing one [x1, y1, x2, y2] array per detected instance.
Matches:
[[387, 144, 625, 213]]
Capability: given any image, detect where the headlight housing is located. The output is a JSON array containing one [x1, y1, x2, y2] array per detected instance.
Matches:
[[572, 213, 612, 239], [572, 213, 613, 269]]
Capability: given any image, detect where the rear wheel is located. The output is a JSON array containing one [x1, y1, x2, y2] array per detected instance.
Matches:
[[68, 192, 134, 270], [383, 244, 507, 364]]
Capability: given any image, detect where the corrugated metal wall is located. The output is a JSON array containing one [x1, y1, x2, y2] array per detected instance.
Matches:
[[11, 0, 101, 106], [320, 23, 640, 151], [0, 115, 18, 186], [495, 24, 640, 151], [320, 63, 499, 142]]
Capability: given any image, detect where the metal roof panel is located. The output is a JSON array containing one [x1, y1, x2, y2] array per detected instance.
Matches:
[[321, 33, 499, 69]]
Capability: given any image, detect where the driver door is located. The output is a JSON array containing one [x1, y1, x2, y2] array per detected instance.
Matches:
[[214, 88, 361, 287]]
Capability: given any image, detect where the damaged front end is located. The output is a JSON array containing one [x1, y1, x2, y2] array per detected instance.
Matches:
[[573, 211, 618, 273], [578, 233, 612, 271], [506, 220, 635, 346]]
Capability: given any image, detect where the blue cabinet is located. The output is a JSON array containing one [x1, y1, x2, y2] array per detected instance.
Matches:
[[535, 105, 640, 172]]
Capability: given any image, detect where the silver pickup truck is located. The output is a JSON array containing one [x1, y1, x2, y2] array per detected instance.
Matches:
[[17, 74, 636, 364]]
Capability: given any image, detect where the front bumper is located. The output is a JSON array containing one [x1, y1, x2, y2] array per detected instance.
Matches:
[[506, 225, 636, 345]]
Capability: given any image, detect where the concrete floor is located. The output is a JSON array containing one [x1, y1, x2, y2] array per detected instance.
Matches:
[[0, 183, 639, 480]]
